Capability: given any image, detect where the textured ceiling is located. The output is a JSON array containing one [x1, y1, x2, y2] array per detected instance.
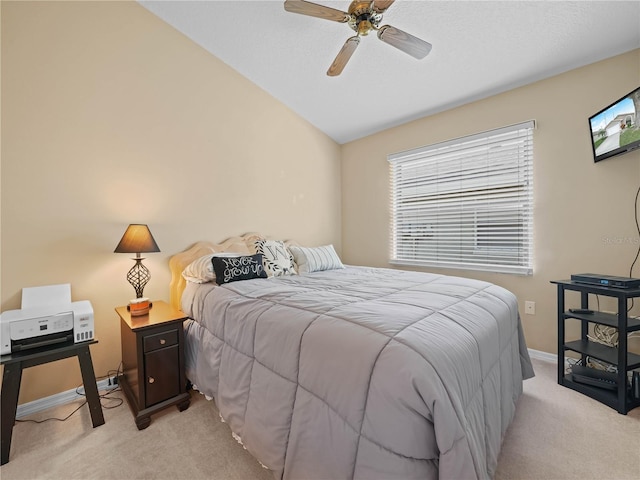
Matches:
[[139, 1, 640, 144]]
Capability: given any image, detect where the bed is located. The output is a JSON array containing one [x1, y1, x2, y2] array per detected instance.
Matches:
[[169, 233, 534, 480]]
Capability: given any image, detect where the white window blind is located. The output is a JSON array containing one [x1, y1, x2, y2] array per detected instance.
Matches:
[[389, 121, 534, 275]]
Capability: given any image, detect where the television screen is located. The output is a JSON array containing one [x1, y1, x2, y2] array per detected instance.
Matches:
[[589, 86, 640, 162]]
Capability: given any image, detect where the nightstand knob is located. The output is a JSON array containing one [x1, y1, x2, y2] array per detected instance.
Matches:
[[160, 339, 166, 345], [148, 377, 155, 384]]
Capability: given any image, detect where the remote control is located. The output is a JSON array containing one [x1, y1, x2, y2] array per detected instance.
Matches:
[[569, 308, 594, 314]]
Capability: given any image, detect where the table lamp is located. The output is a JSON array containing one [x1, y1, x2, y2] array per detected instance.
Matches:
[[114, 224, 160, 300]]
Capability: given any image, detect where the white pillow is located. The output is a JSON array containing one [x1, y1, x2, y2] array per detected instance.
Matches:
[[289, 245, 344, 274], [182, 252, 241, 283], [253, 239, 297, 277]]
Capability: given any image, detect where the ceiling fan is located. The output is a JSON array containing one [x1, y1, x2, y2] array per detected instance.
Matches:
[[283, 0, 432, 76]]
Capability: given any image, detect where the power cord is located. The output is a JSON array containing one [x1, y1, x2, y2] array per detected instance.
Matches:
[[629, 184, 640, 281], [588, 323, 618, 348], [16, 363, 124, 424], [628, 184, 640, 312], [16, 400, 89, 424], [565, 356, 617, 374]]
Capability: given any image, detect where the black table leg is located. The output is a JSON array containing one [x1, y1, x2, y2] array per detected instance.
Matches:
[[77, 346, 105, 428], [1, 362, 23, 465]]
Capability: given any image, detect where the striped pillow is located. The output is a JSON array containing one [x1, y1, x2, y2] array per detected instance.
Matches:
[[289, 245, 345, 274]]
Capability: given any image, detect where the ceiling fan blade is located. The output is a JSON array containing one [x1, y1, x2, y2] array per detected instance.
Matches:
[[327, 36, 360, 77], [377, 25, 432, 59], [284, 0, 349, 23], [372, 0, 396, 13]]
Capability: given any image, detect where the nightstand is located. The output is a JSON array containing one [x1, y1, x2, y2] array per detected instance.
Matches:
[[116, 301, 190, 430]]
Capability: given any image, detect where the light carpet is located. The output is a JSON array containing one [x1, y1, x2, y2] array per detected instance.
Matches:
[[0, 358, 638, 479]]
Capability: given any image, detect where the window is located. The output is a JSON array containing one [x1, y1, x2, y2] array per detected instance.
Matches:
[[389, 121, 534, 275]]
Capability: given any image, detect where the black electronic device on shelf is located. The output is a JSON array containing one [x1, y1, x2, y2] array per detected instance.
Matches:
[[570, 273, 640, 289], [570, 364, 618, 390]]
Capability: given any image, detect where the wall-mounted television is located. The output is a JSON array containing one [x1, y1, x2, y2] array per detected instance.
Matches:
[[589, 86, 640, 162]]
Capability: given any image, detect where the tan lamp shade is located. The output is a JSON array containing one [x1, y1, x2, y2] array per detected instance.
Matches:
[[114, 224, 160, 254]]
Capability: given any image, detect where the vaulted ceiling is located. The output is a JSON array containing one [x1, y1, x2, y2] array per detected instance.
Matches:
[[139, 1, 640, 144]]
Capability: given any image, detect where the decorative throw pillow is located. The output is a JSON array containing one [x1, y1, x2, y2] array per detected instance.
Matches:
[[182, 253, 241, 283], [289, 245, 345, 274], [253, 239, 297, 277], [211, 254, 268, 285]]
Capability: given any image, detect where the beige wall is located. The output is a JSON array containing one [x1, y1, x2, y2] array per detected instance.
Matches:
[[1, 1, 341, 403], [342, 49, 640, 356]]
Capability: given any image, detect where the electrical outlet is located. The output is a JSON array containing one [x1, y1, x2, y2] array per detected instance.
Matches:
[[524, 301, 535, 315]]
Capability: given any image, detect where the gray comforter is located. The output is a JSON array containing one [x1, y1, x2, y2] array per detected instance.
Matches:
[[182, 266, 534, 480]]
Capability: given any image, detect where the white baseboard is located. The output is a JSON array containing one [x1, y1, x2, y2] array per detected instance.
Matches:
[[16, 379, 115, 419], [527, 348, 556, 363]]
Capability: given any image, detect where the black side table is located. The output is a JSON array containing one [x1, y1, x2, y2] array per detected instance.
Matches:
[[0, 340, 105, 464]]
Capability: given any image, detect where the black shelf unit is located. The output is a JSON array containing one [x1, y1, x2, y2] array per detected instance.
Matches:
[[551, 280, 640, 414]]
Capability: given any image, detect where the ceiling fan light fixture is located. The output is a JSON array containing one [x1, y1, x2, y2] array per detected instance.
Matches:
[[357, 20, 373, 35], [283, 0, 431, 76]]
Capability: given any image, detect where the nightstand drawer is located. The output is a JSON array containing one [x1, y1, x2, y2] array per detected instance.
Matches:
[[143, 329, 178, 353]]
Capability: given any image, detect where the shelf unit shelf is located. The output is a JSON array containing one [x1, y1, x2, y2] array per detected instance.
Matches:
[[563, 339, 640, 370], [564, 311, 640, 332], [551, 279, 640, 414]]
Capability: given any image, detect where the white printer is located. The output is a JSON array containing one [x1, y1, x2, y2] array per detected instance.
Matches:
[[0, 284, 94, 355]]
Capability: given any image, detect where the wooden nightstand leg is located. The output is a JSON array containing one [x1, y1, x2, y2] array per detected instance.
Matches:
[[77, 345, 105, 428], [177, 398, 191, 412], [1, 362, 23, 465], [136, 415, 151, 430]]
